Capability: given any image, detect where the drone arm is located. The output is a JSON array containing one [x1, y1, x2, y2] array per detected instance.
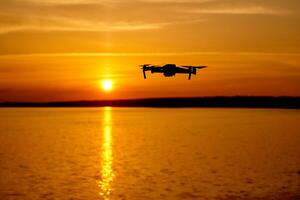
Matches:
[[143, 69, 147, 79], [188, 73, 191, 80], [194, 66, 207, 69], [188, 66, 192, 80]]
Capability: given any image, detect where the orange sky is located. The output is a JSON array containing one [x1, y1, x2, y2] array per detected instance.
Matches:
[[0, 0, 300, 101]]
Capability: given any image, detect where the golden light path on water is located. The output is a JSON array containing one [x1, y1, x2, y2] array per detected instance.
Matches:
[[99, 107, 114, 200]]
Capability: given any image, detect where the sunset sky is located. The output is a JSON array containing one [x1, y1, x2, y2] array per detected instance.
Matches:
[[0, 0, 300, 101]]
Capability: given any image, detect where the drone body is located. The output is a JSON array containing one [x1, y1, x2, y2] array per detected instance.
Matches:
[[140, 64, 207, 80]]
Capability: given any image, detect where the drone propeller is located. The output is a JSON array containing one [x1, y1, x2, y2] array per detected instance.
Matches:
[[139, 64, 151, 69], [182, 66, 207, 69], [181, 66, 207, 80], [139, 64, 151, 79]]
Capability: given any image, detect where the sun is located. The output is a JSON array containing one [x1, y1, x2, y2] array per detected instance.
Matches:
[[101, 79, 113, 92]]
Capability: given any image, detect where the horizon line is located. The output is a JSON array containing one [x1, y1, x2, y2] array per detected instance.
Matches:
[[0, 95, 300, 108]]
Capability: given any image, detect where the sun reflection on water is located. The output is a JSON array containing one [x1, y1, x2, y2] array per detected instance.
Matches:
[[99, 107, 114, 199]]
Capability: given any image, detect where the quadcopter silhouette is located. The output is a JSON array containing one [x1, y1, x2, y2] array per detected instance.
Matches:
[[140, 64, 207, 80]]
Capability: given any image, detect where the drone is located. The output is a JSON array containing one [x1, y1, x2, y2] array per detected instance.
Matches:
[[140, 64, 207, 80]]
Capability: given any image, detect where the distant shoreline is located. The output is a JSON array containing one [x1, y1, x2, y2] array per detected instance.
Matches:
[[0, 96, 300, 109]]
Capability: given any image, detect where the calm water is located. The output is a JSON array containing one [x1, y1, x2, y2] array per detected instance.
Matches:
[[0, 108, 299, 200]]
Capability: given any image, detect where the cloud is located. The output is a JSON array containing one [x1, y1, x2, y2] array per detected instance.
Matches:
[[0, 20, 168, 34], [15, 0, 120, 5], [141, 0, 214, 2], [0, 9, 173, 34], [0, 0, 296, 36], [20, 0, 214, 4], [190, 6, 289, 15], [0, 0, 292, 34], [1, 51, 299, 57]]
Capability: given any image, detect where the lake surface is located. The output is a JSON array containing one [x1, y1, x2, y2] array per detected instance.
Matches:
[[0, 108, 299, 200]]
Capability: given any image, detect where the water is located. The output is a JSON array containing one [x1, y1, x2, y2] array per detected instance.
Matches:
[[0, 108, 299, 200]]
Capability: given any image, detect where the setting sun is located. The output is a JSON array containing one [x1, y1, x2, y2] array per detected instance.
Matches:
[[101, 80, 113, 92]]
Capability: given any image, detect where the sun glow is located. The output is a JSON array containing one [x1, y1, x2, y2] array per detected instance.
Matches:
[[101, 80, 113, 92], [99, 107, 114, 199]]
